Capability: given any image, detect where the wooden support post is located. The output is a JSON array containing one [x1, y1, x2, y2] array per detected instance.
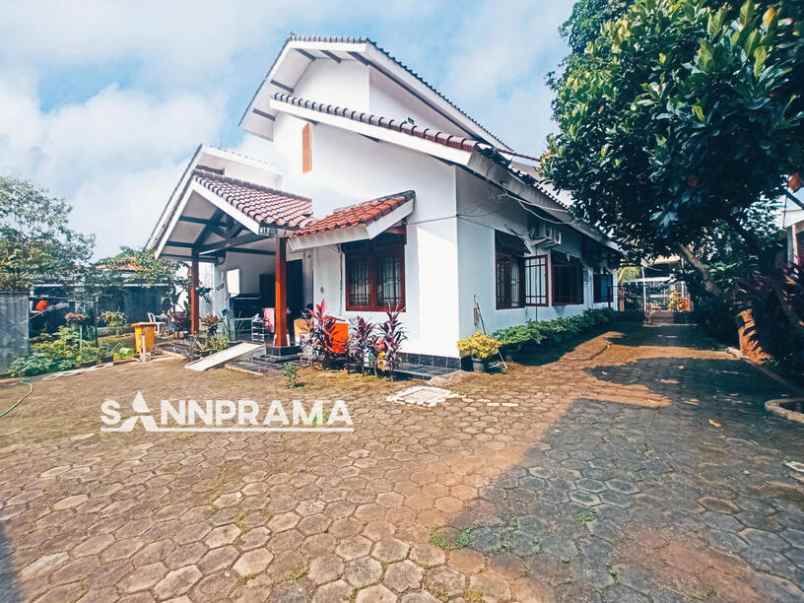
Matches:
[[190, 253, 200, 335], [274, 237, 289, 347]]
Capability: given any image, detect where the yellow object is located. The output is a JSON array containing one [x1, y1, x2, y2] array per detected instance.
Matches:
[[457, 331, 501, 360], [132, 322, 157, 354]]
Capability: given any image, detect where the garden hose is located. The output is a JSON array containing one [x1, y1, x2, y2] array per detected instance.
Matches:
[[0, 382, 33, 418]]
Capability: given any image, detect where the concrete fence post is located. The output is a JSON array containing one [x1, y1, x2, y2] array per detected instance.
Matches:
[[0, 290, 29, 374]]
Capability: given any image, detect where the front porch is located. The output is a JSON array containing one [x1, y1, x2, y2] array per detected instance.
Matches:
[[153, 162, 313, 352]]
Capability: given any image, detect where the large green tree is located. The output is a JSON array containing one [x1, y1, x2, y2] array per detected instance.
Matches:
[[545, 0, 803, 292], [0, 176, 94, 290]]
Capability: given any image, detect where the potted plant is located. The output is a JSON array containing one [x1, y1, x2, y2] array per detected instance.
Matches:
[[457, 332, 502, 372]]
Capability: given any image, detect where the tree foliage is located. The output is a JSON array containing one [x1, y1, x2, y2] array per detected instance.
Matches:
[[94, 246, 186, 289], [545, 0, 803, 259], [0, 176, 94, 290]]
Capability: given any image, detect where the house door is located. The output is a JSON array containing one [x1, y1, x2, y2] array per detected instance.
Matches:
[[259, 261, 303, 314]]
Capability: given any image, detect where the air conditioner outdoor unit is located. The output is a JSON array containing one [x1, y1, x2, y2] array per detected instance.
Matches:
[[527, 222, 562, 247]]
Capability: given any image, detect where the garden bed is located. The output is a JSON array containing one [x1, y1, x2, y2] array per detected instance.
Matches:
[[493, 309, 642, 365]]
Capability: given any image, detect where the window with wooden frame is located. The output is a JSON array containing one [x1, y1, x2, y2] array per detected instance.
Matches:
[[495, 231, 548, 309], [524, 255, 549, 306], [593, 268, 613, 303], [344, 234, 405, 311], [302, 123, 312, 173], [551, 252, 584, 305]]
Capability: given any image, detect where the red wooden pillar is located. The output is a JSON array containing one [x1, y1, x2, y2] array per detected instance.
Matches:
[[273, 237, 289, 347], [189, 254, 200, 335]]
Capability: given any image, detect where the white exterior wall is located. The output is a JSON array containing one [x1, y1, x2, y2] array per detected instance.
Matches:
[[265, 61, 464, 358], [455, 170, 616, 339], [368, 70, 464, 136], [298, 125, 460, 358], [224, 55, 616, 358]]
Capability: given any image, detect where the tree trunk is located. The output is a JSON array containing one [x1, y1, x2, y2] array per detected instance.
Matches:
[[674, 243, 722, 297]]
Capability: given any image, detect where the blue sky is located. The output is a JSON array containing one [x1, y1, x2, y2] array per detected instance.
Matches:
[[0, 0, 574, 257]]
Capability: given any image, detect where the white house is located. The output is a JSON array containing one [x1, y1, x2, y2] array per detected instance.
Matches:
[[147, 35, 621, 370]]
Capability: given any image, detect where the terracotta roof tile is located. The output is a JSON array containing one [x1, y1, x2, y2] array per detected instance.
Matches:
[[295, 191, 414, 237], [273, 93, 480, 153], [192, 169, 312, 229]]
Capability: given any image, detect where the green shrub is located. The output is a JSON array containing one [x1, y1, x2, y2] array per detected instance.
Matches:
[[493, 308, 617, 350], [10, 326, 105, 376]]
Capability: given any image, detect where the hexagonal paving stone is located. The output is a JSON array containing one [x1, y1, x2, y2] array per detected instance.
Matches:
[[377, 492, 404, 509], [344, 557, 383, 588], [119, 561, 168, 593], [240, 527, 271, 550], [53, 494, 88, 510], [606, 479, 639, 495], [198, 545, 239, 573], [740, 528, 789, 551], [698, 496, 740, 514], [570, 490, 601, 507], [371, 538, 410, 563], [401, 593, 440, 603], [355, 584, 397, 603], [469, 571, 511, 600], [309, 554, 345, 585], [268, 512, 301, 532], [384, 559, 424, 592], [336, 536, 373, 561], [299, 514, 332, 536], [212, 492, 243, 508], [577, 479, 607, 494], [782, 528, 804, 549], [233, 548, 274, 577], [313, 579, 354, 603], [20, 552, 69, 580], [73, 534, 115, 557], [204, 524, 241, 548], [409, 543, 445, 568], [424, 566, 465, 598], [153, 565, 202, 599]]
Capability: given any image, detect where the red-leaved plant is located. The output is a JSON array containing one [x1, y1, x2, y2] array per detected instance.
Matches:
[[378, 306, 407, 376], [348, 316, 377, 372], [309, 299, 338, 367]]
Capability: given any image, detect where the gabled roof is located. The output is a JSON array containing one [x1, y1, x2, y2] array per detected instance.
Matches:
[[270, 92, 572, 213], [295, 191, 414, 237], [274, 93, 480, 153], [193, 169, 312, 229], [240, 34, 510, 149]]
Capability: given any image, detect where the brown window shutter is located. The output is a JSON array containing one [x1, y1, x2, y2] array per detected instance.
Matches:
[[302, 123, 312, 173]]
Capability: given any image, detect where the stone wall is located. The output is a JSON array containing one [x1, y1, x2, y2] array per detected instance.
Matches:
[[0, 291, 29, 374]]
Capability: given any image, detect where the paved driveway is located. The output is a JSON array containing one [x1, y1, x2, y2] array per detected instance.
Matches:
[[0, 323, 802, 602]]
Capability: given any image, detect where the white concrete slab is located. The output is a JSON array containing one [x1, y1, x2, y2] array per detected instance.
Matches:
[[186, 342, 262, 372]]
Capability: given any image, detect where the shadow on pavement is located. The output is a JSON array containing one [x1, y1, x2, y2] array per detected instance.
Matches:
[[432, 349, 804, 602], [0, 521, 20, 603]]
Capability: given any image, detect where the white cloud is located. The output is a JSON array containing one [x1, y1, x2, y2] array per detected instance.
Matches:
[[0, 73, 224, 256], [0, 1, 437, 82], [440, 0, 572, 153], [0, 1, 572, 257]]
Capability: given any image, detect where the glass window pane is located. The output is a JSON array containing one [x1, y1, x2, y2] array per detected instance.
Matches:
[[377, 255, 401, 307], [348, 257, 370, 307]]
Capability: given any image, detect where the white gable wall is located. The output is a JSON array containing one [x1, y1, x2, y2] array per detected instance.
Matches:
[[368, 69, 467, 137], [294, 59, 370, 110]]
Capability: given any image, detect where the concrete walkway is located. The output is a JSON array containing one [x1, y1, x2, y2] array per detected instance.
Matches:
[[0, 323, 802, 602]]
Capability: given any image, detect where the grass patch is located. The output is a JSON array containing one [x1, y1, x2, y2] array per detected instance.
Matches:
[[430, 527, 473, 550]]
